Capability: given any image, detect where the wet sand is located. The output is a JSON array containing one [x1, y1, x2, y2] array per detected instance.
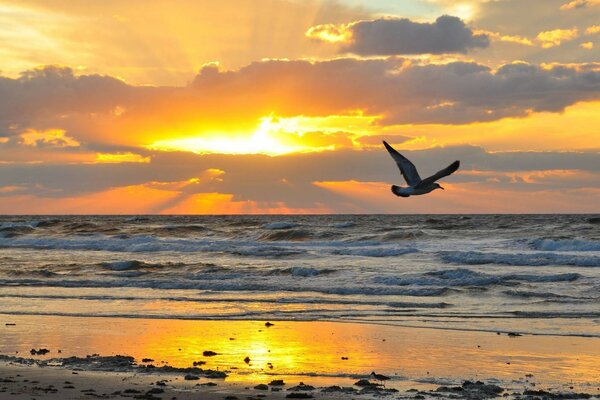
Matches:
[[1, 314, 599, 399]]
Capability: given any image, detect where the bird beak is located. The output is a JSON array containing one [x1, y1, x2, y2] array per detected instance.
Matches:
[[439, 186, 445, 190]]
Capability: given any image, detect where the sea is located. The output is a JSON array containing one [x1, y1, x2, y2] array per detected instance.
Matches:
[[0, 214, 599, 338]]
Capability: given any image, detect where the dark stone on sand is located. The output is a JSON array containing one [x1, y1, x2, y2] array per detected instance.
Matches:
[[265, 322, 274, 327], [184, 374, 200, 380], [205, 370, 227, 379], [30, 348, 50, 356], [193, 361, 207, 366], [269, 379, 285, 386], [254, 384, 269, 390], [244, 356, 251, 364], [4, 323, 15, 326], [435, 381, 503, 398], [523, 389, 591, 399], [203, 351, 218, 357], [286, 393, 313, 398], [508, 332, 522, 337], [124, 389, 143, 393], [288, 383, 315, 391], [354, 379, 375, 387], [141, 358, 154, 363], [341, 356, 349, 360], [198, 382, 218, 387], [147, 388, 164, 394]]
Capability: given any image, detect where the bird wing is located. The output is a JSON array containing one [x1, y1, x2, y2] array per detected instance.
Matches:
[[383, 141, 421, 186], [415, 160, 460, 188]]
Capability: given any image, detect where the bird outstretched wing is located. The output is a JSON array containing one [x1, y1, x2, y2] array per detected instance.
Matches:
[[415, 160, 460, 188], [383, 141, 421, 186]]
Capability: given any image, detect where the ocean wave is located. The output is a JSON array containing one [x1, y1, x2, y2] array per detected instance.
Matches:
[[0, 277, 450, 296], [439, 251, 600, 267], [374, 268, 580, 287], [332, 221, 356, 228], [381, 230, 427, 241], [530, 238, 600, 252], [152, 224, 209, 235], [502, 290, 575, 299], [374, 269, 500, 287], [0, 235, 306, 257], [0, 225, 36, 238], [261, 222, 300, 229], [258, 229, 313, 241], [268, 266, 335, 277], [100, 260, 168, 271], [330, 247, 418, 257]]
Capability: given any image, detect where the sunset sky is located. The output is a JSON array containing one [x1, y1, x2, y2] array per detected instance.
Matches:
[[0, 0, 599, 214]]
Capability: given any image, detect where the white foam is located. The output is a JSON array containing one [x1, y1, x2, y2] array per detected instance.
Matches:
[[332, 222, 356, 228]]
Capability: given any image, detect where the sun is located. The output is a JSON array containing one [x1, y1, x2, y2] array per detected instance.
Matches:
[[147, 114, 378, 156], [148, 117, 298, 156]]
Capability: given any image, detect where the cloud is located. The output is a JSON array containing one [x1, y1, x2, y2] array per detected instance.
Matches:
[[586, 25, 600, 34], [307, 15, 489, 55], [355, 135, 413, 148], [14, 128, 80, 148], [2, 59, 599, 152], [1, 145, 598, 213], [537, 28, 579, 48], [560, 0, 600, 10], [476, 30, 534, 46]]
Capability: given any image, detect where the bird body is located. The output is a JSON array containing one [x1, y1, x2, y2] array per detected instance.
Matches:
[[383, 141, 459, 197]]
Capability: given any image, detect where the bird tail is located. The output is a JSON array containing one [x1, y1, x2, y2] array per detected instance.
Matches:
[[391, 185, 408, 197]]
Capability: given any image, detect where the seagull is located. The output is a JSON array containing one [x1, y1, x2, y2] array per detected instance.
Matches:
[[370, 371, 390, 387], [383, 141, 459, 197]]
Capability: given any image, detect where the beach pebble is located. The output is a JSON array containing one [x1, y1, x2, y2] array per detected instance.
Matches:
[[254, 384, 269, 390], [184, 374, 200, 381]]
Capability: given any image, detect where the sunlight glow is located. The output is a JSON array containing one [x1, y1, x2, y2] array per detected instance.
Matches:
[[147, 114, 379, 155]]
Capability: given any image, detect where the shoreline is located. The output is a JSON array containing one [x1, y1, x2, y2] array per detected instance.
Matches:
[[2, 314, 599, 398]]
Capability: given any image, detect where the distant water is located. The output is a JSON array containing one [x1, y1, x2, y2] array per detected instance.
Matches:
[[1, 215, 599, 337]]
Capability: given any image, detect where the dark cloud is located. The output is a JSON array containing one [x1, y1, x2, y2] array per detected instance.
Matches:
[[1, 147, 598, 204], [339, 15, 490, 55], [0, 66, 132, 135], [1, 59, 598, 148]]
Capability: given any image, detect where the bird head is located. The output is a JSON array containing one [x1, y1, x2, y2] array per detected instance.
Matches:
[[434, 183, 444, 190]]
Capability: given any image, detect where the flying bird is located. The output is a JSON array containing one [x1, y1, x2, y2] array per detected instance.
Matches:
[[383, 141, 459, 197]]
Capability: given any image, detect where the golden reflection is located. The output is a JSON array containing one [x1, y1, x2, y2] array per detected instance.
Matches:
[[1, 315, 600, 388]]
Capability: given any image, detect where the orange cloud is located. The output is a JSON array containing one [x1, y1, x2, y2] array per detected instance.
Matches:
[[18, 128, 80, 148], [537, 28, 579, 48]]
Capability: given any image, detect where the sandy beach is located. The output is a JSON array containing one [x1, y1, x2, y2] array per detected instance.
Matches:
[[1, 315, 599, 399]]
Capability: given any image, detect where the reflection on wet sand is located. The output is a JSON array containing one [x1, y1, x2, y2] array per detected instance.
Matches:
[[1, 314, 599, 390]]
